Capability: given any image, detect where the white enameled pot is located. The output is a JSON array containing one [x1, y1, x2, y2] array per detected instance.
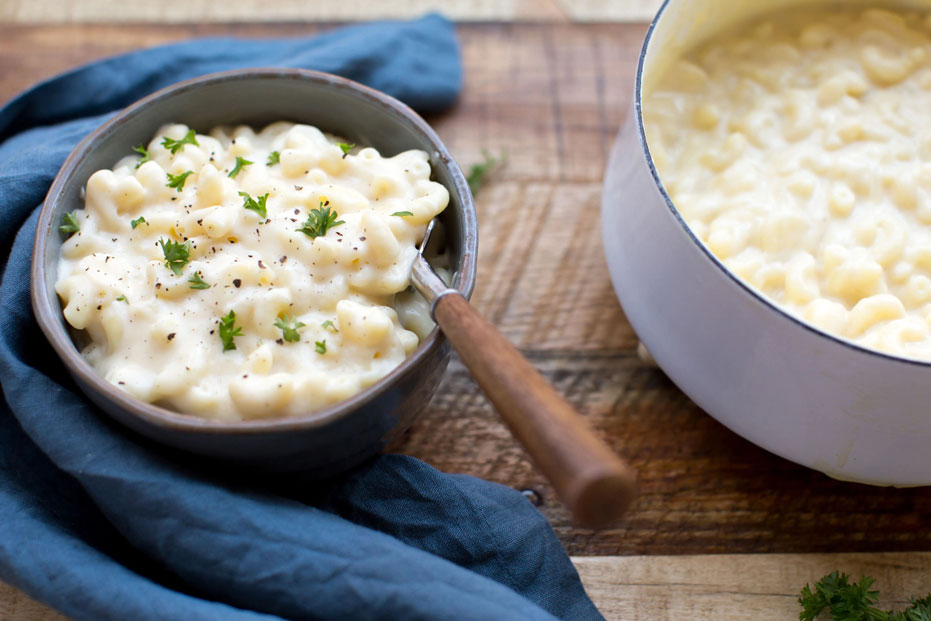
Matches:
[[602, 0, 931, 485]]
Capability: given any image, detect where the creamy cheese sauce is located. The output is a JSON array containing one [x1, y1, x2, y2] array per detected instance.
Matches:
[[55, 122, 447, 420], [645, 6, 931, 359]]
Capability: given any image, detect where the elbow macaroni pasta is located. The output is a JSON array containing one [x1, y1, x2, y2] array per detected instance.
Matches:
[[56, 122, 447, 421], [644, 7, 931, 360]]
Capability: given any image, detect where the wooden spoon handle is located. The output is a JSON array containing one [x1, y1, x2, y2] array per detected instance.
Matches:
[[433, 291, 637, 529]]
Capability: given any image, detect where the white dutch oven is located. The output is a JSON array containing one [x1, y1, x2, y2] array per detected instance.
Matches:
[[602, 0, 931, 485]]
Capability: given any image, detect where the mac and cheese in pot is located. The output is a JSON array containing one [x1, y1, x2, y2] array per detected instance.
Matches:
[[645, 6, 931, 360]]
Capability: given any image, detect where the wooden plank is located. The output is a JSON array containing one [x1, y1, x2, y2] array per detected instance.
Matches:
[[577, 552, 931, 620], [6, 552, 931, 620], [0, 582, 65, 621], [0, 0, 664, 24], [400, 352, 931, 556]]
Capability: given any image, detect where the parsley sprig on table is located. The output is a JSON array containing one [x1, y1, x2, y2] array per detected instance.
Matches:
[[218, 310, 243, 352], [166, 170, 194, 190], [297, 202, 344, 239], [228, 156, 253, 178], [239, 191, 268, 219], [60, 211, 80, 236], [800, 572, 931, 620], [161, 129, 199, 154], [274, 315, 305, 343], [466, 149, 506, 196], [158, 238, 190, 275], [133, 144, 151, 169]]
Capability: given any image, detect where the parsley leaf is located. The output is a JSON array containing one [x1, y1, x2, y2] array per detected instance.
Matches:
[[315, 340, 327, 354], [267, 151, 280, 166], [906, 596, 931, 621], [218, 310, 243, 352], [161, 129, 199, 155], [297, 202, 345, 239], [466, 149, 506, 196], [131, 216, 147, 229], [158, 238, 190, 275], [391, 211, 414, 217], [239, 191, 268, 219], [132, 144, 151, 169], [321, 319, 338, 333], [60, 211, 80, 236], [115, 294, 128, 303], [799, 572, 931, 621], [187, 271, 210, 290], [274, 315, 306, 343], [228, 156, 253, 178], [337, 142, 354, 158], [166, 170, 194, 190]]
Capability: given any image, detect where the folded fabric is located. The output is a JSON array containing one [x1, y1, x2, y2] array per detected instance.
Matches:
[[0, 15, 603, 621]]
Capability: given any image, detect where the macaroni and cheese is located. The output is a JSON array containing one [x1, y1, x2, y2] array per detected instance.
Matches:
[[644, 7, 931, 359], [55, 122, 447, 420]]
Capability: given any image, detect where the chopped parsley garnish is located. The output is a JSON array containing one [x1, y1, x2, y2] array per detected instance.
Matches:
[[267, 151, 280, 166], [115, 294, 128, 303], [297, 202, 344, 239], [228, 156, 253, 178], [315, 340, 327, 354], [337, 142, 354, 158], [60, 211, 80, 236], [166, 170, 194, 190], [132, 144, 151, 169], [274, 315, 306, 343], [187, 271, 210, 290], [161, 129, 199, 155], [158, 238, 190, 275], [466, 149, 506, 196], [239, 191, 268, 219], [321, 319, 338, 333], [391, 211, 414, 217], [800, 571, 931, 620], [130, 216, 147, 229], [218, 310, 243, 352]]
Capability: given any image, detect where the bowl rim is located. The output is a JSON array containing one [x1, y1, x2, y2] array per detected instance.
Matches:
[[633, 0, 931, 370], [31, 67, 478, 434]]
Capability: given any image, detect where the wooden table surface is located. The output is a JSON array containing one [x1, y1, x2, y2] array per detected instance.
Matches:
[[2, 3, 931, 619]]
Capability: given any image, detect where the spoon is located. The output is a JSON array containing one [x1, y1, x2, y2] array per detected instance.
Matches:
[[410, 220, 637, 529]]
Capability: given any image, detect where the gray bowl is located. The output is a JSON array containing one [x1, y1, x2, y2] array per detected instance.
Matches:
[[31, 68, 477, 474]]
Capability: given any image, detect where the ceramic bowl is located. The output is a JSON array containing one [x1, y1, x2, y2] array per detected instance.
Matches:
[[31, 68, 477, 474], [602, 0, 931, 485]]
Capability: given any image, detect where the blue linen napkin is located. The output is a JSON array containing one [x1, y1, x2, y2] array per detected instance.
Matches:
[[0, 15, 604, 621]]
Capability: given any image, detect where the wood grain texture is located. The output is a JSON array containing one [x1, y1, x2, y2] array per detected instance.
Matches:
[[577, 552, 931, 620], [0, 0, 664, 24], [0, 581, 65, 621], [400, 352, 931, 556], [0, 18, 928, 567], [6, 552, 931, 621]]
